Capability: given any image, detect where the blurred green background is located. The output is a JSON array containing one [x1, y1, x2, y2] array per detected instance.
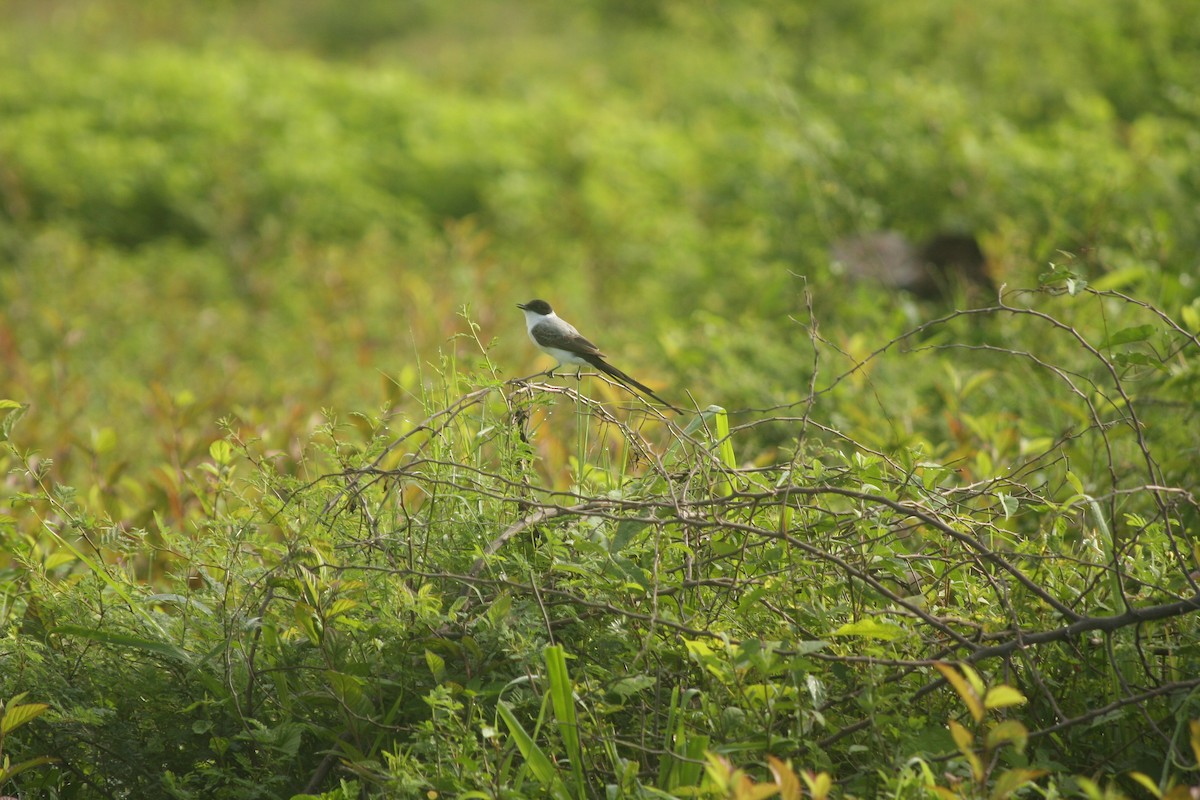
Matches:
[[2, 0, 1198, 522]]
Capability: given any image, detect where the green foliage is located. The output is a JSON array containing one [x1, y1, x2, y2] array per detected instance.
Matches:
[[2, 1, 1200, 798], [0, 693, 56, 790], [4, 282, 1200, 796]]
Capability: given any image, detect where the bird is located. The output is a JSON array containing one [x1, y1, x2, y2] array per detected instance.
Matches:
[[517, 299, 680, 412]]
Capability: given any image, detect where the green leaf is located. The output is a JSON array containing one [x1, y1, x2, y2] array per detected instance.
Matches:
[[948, 719, 974, 755], [990, 768, 1049, 800], [832, 618, 907, 641], [0, 755, 57, 782], [934, 662, 983, 723], [798, 767, 832, 800], [1076, 777, 1103, 800], [52, 624, 191, 663], [1065, 470, 1085, 497], [1, 702, 51, 735], [1112, 352, 1168, 371], [612, 519, 648, 552], [496, 701, 570, 800], [997, 493, 1018, 519], [1182, 301, 1200, 333], [424, 649, 445, 682], [985, 719, 1029, 753], [209, 439, 233, 464], [1099, 324, 1155, 348], [1126, 772, 1161, 799], [983, 685, 1027, 710], [1038, 267, 1077, 286], [543, 645, 584, 793]]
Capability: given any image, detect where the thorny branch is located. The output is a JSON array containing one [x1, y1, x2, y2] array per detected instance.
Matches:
[[286, 286, 1199, 766]]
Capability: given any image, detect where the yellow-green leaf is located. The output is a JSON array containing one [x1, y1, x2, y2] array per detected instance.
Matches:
[[990, 768, 1049, 800], [1076, 777, 1103, 800], [935, 663, 983, 722], [209, 439, 233, 464], [739, 781, 782, 800], [1126, 772, 1161, 799], [766, 756, 802, 800], [959, 663, 986, 698], [1, 702, 50, 735], [983, 684, 1027, 710], [948, 719, 974, 755], [833, 618, 908, 641], [985, 719, 1029, 754], [801, 769, 832, 800]]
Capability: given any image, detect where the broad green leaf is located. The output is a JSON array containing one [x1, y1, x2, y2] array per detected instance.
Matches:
[[45, 551, 77, 570], [90, 426, 117, 454], [1, 702, 50, 735], [1182, 302, 1200, 334], [983, 684, 1027, 710], [1113, 352, 1168, 371], [328, 598, 359, 618], [985, 719, 1029, 753], [209, 439, 233, 464], [997, 493, 1018, 519], [832, 618, 907, 641], [424, 650, 445, 682], [292, 602, 322, 646], [798, 767, 831, 800], [990, 768, 1049, 800], [1099, 324, 1155, 348], [612, 519, 648, 551]]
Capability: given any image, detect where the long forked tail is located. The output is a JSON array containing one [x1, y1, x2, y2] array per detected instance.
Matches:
[[591, 358, 682, 413]]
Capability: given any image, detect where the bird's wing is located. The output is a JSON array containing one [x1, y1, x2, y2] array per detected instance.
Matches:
[[531, 321, 606, 358]]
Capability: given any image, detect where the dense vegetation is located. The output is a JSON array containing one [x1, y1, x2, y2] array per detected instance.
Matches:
[[2, 1, 1199, 797]]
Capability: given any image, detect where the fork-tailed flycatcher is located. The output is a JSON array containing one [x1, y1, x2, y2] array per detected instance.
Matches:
[[517, 299, 680, 412]]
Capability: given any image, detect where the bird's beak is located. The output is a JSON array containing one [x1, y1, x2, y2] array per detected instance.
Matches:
[[516, 303, 527, 310]]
